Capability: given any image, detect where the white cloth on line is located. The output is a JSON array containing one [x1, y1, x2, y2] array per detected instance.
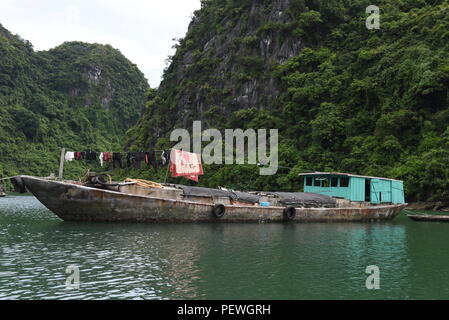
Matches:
[[65, 151, 75, 162]]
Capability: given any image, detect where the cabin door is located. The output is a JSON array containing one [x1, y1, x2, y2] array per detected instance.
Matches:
[[365, 179, 371, 202], [370, 179, 381, 204]]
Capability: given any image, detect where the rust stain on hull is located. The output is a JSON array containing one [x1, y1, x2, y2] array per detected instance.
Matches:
[[19, 176, 407, 223]]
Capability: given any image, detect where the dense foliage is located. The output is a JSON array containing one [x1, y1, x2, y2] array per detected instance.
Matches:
[[127, 0, 449, 202], [0, 24, 149, 181]]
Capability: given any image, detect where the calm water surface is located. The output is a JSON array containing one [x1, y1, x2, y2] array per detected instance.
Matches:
[[1, 195, 448, 300]]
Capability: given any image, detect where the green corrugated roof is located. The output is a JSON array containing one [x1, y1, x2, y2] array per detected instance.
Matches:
[[298, 172, 403, 182]]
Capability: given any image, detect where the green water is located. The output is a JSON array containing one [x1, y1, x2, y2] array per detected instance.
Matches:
[[1, 195, 449, 300]]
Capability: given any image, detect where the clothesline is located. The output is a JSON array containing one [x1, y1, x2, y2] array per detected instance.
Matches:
[[0, 149, 171, 158], [0, 148, 188, 156], [64, 150, 172, 170], [65, 149, 171, 153]]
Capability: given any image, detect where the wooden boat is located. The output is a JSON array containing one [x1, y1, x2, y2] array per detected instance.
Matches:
[[407, 213, 449, 222], [9, 175, 407, 223]]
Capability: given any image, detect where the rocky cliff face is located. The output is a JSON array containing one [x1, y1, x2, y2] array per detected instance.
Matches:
[[127, 0, 306, 148], [127, 0, 449, 201], [175, 0, 302, 111]]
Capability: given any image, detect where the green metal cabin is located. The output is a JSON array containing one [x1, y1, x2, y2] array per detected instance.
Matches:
[[300, 172, 405, 204]]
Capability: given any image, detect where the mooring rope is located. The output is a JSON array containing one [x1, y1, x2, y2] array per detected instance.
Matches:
[[124, 178, 163, 189]]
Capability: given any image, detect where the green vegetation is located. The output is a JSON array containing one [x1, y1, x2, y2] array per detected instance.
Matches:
[[0, 23, 148, 180], [1, 1, 448, 203], [126, 0, 449, 202]]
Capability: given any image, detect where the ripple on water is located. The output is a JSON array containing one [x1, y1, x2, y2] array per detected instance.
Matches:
[[2, 196, 449, 299]]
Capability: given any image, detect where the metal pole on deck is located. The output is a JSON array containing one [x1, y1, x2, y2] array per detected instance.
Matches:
[[164, 163, 170, 184], [58, 148, 65, 180]]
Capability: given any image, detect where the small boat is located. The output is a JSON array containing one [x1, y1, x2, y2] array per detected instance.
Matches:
[[9, 172, 407, 223], [406, 213, 449, 222], [0, 186, 5, 197]]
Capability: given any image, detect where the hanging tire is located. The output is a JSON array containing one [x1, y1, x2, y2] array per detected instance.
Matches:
[[10, 176, 27, 193], [283, 206, 296, 221], [212, 204, 225, 218]]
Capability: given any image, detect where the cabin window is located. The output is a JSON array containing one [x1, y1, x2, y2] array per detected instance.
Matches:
[[313, 178, 321, 187], [322, 178, 329, 188], [306, 177, 313, 186], [331, 177, 338, 187], [340, 177, 349, 187]]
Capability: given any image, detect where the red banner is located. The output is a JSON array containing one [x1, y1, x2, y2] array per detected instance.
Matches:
[[169, 149, 203, 182]]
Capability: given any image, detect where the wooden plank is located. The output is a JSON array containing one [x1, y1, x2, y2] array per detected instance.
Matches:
[[58, 148, 65, 180]]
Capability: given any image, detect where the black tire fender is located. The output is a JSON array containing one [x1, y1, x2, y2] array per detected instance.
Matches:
[[93, 174, 119, 187], [212, 204, 225, 218], [283, 206, 296, 221]]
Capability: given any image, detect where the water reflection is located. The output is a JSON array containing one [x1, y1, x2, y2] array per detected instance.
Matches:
[[1, 196, 448, 299]]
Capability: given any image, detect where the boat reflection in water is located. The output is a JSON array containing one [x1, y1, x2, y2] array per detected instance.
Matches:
[[5, 196, 449, 299]]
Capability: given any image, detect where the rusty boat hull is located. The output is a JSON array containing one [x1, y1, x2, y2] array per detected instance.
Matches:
[[16, 176, 406, 223]]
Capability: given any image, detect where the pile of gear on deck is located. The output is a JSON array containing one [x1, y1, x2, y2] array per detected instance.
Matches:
[[81, 172, 337, 208], [164, 185, 337, 208]]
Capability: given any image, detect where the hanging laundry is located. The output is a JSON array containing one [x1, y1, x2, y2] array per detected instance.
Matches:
[[113, 152, 123, 169], [135, 152, 145, 169], [166, 150, 171, 162], [74, 152, 82, 160], [150, 151, 159, 169], [65, 151, 75, 162], [126, 152, 145, 169], [85, 151, 98, 161], [145, 151, 157, 169], [99, 152, 104, 166], [161, 151, 170, 166], [103, 152, 112, 162], [126, 152, 133, 168]]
